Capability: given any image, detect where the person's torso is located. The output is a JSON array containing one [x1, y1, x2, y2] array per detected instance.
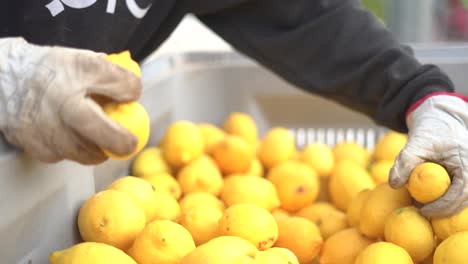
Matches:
[[2, 0, 242, 61]]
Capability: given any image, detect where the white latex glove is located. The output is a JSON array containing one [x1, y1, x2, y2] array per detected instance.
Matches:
[[0, 37, 142, 165], [389, 92, 468, 218]]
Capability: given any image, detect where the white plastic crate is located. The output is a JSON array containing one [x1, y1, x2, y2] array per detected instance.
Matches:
[[2, 46, 468, 263]]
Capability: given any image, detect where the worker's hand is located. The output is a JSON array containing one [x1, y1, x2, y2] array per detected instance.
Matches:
[[389, 92, 468, 218], [0, 37, 142, 165]]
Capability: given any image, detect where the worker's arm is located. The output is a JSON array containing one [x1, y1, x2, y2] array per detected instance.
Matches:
[[197, 0, 468, 218], [196, 0, 453, 133], [0, 37, 141, 164]]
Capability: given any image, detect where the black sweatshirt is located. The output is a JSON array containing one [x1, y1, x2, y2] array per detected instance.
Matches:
[[2, 0, 454, 132]]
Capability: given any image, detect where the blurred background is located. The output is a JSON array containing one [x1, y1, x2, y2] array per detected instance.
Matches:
[[153, 0, 468, 58]]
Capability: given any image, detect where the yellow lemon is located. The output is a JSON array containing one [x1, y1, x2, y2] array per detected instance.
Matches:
[[223, 112, 258, 145], [296, 202, 348, 239], [198, 123, 226, 154], [101, 101, 150, 160], [433, 231, 468, 264], [221, 174, 280, 211], [300, 143, 334, 178], [105, 50, 141, 77], [407, 162, 451, 204], [177, 155, 224, 196], [128, 220, 196, 264], [161, 120, 204, 169], [106, 176, 159, 223], [275, 216, 323, 264], [431, 207, 468, 241], [267, 160, 320, 212], [354, 242, 414, 264], [373, 131, 407, 162], [369, 160, 394, 184], [77, 190, 146, 251], [295, 202, 335, 221], [271, 208, 290, 221], [246, 158, 264, 177], [131, 147, 172, 177], [151, 191, 181, 221], [332, 142, 370, 168], [258, 127, 296, 170], [181, 236, 258, 264], [319, 228, 374, 264], [359, 183, 412, 239], [328, 160, 375, 211], [140, 171, 181, 200], [212, 135, 254, 175], [179, 192, 225, 212], [384, 206, 436, 262], [255, 247, 299, 264], [218, 204, 278, 250], [179, 204, 223, 246], [49, 242, 136, 264], [346, 189, 372, 228]]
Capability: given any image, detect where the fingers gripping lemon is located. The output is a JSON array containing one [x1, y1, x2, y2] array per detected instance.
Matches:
[[100, 51, 150, 160]]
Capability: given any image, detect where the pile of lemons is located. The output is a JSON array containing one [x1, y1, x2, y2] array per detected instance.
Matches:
[[49, 52, 468, 264], [49, 111, 468, 264]]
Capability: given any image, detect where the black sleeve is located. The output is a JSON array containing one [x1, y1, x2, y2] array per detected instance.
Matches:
[[196, 0, 454, 133]]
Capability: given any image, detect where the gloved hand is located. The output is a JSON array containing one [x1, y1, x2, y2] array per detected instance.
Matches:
[[389, 92, 468, 218], [0, 37, 142, 165]]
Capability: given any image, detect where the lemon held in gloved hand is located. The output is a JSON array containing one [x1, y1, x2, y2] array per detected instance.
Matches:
[[99, 51, 150, 160], [406, 162, 451, 204]]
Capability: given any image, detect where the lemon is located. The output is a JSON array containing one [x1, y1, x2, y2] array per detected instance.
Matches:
[[221, 174, 280, 211], [315, 208, 348, 240], [101, 101, 150, 160], [300, 143, 334, 178], [296, 202, 335, 221], [407, 162, 451, 204], [128, 220, 195, 264], [105, 50, 141, 77], [131, 147, 172, 177], [346, 189, 371, 228], [77, 190, 146, 251], [223, 112, 258, 145], [49, 242, 136, 264], [258, 127, 296, 170], [359, 183, 412, 239], [432, 207, 468, 241], [319, 228, 374, 264], [198, 123, 226, 154], [373, 131, 407, 162], [255, 247, 299, 264], [332, 142, 370, 168], [267, 160, 320, 212], [177, 155, 224, 196], [369, 160, 394, 184], [179, 192, 225, 212], [384, 206, 436, 262], [181, 236, 258, 264], [296, 202, 348, 239], [246, 158, 264, 177], [433, 231, 468, 264], [140, 171, 181, 200], [275, 216, 323, 264], [328, 160, 375, 211], [151, 191, 181, 221], [161, 121, 204, 169], [355, 242, 414, 264], [218, 204, 278, 250], [106, 176, 159, 223], [179, 204, 223, 245], [271, 208, 290, 221], [212, 135, 254, 175]]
